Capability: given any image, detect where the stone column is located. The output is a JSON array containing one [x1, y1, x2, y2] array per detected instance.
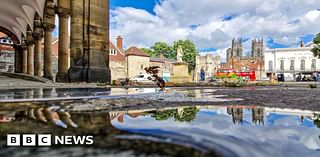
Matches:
[[69, 0, 84, 82], [22, 42, 28, 74], [33, 26, 43, 77], [43, 23, 55, 80], [69, 0, 111, 83], [13, 45, 22, 73], [56, 8, 70, 82], [26, 31, 34, 75]]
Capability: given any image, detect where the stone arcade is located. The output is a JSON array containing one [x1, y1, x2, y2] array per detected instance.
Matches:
[[0, 0, 110, 83]]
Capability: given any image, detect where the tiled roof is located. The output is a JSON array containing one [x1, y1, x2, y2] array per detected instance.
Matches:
[[126, 46, 150, 57], [109, 41, 126, 62], [150, 57, 164, 63]]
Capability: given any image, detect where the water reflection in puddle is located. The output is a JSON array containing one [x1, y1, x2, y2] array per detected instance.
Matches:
[[0, 88, 161, 102], [0, 104, 320, 157], [110, 106, 320, 157], [0, 86, 319, 157]]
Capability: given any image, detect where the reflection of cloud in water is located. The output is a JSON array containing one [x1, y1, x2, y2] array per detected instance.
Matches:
[[111, 108, 320, 157]]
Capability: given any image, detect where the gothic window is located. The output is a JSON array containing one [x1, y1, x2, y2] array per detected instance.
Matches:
[[290, 60, 295, 71], [280, 60, 284, 71], [236, 49, 240, 57], [268, 60, 273, 71], [257, 48, 261, 57], [311, 59, 316, 70], [300, 59, 305, 71]]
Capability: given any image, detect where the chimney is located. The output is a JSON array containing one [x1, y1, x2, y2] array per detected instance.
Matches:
[[116, 36, 123, 50], [300, 41, 304, 47]]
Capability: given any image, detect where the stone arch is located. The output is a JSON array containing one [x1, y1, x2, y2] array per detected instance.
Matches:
[[22, 5, 36, 30], [0, 26, 20, 44]]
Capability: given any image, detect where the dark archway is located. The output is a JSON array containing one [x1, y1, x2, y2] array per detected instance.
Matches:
[[0, 26, 20, 45]]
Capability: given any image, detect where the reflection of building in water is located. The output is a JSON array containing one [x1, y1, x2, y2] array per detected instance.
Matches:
[[109, 112, 143, 123], [0, 113, 15, 123], [227, 107, 244, 124], [252, 108, 264, 125]]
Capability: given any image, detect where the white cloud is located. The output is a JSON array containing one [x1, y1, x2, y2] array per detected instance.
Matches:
[[110, 0, 320, 61]]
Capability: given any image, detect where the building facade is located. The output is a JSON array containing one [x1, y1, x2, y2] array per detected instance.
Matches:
[[195, 54, 221, 81], [0, 34, 14, 72], [149, 53, 175, 82], [109, 36, 126, 81], [126, 46, 150, 78], [223, 38, 265, 79], [264, 45, 320, 81]]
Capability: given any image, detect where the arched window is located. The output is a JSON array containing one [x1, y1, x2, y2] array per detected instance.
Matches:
[[290, 60, 295, 71], [268, 60, 273, 71], [300, 59, 305, 71], [257, 48, 261, 57], [236, 49, 240, 57], [311, 59, 316, 70], [141, 64, 144, 70], [280, 60, 284, 71]]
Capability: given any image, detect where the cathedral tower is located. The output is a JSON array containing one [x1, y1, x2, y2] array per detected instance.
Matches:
[[231, 38, 243, 59], [251, 38, 264, 59]]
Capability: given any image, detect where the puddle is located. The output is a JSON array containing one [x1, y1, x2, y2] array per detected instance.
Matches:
[[0, 88, 319, 157], [111, 106, 320, 157], [0, 104, 319, 157], [0, 88, 162, 102]]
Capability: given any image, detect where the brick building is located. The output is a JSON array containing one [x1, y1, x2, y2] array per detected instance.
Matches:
[[109, 36, 126, 81], [222, 38, 265, 79]]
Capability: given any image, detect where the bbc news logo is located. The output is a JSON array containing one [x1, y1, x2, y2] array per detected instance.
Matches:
[[7, 134, 94, 146]]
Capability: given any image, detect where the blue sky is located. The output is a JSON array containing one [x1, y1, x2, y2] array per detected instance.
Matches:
[[110, 0, 320, 60], [110, 0, 159, 14]]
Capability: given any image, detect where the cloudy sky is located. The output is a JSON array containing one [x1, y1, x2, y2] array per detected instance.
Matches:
[[110, 0, 320, 61]]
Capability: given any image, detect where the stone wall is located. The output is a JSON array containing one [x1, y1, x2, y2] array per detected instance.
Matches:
[[195, 54, 221, 81], [127, 56, 149, 78], [110, 61, 126, 80]]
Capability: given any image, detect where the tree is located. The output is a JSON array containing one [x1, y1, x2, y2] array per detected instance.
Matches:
[[311, 33, 320, 58], [173, 40, 199, 71], [140, 48, 155, 57], [151, 42, 174, 59]]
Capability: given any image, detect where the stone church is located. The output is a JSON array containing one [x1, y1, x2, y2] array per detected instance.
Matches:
[[222, 38, 265, 79]]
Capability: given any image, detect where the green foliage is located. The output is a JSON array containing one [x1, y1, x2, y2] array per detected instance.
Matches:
[[140, 40, 199, 72], [152, 110, 176, 121], [151, 107, 200, 122], [311, 33, 320, 58], [151, 42, 175, 59], [173, 40, 198, 71], [229, 73, 239, 79], [140, 48, 155, 57]]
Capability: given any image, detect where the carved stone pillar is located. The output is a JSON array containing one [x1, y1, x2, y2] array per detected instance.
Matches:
[[13, 45, 22, 73], [56, 8, 70, 82], [33, 20, 43, 77], [69, 0, 111, 83], [21, 41, 28, 74], [43, 23, 55, 80], [26, 31, 34, 75], [69, 0, 84, 82]]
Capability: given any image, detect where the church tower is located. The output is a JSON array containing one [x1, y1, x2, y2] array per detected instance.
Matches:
[[231, 38, 243, 59], [251, 38, 264, 59]]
